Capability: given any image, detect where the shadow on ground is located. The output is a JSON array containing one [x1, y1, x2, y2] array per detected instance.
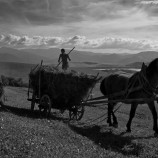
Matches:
[[68, 124, 153, 156], [0, 104, 69, 122], [1, 104, 155, 156]]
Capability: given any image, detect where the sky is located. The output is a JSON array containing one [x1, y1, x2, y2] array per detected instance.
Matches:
[[1, 0, 158, 53]]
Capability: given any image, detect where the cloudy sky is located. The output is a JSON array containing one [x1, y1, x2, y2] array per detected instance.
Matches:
[[1, 0, 158, 53]]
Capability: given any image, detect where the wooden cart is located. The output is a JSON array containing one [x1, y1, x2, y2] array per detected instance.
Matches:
[[27, 62, 99, 121]]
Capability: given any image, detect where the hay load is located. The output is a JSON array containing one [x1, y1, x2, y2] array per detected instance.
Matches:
[[29, 65, 99, 109]]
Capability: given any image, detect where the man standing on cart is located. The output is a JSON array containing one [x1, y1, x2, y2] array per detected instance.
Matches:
[[58, 48, 71, 71]]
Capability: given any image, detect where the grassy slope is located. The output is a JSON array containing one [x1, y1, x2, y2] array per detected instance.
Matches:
[[1, 86, 158, 158]]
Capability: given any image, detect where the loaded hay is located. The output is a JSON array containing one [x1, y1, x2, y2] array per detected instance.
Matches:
[[29, 65, 99, 109]]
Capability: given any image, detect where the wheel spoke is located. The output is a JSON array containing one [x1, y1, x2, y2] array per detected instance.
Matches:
[[69, 105, 84, 121]]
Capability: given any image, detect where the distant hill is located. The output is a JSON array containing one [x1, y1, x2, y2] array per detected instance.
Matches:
[[125, 62, 143, 68], [0, 47, 51, 64], [119, 51, 158, 65], [12, 48, 158, 65], [24, 48, 128, 64], [0, 47, 158, 65]]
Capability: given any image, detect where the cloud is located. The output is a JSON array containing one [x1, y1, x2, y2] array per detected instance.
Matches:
[[112, 0, 158, 18], [0, 0, 100, 25], [0, 0, 157, 36], [85, 2, 123, 20], [1, 34, 158, 51], [0, 0, 65, 25], [140, 0, 158, 5], [137, 0, 158, 17], [0, 0, 151, 26], [1, 0, 158, 50], [63, 36, 157, 50], [116, 0, 137, 6], [0, 34, 65, 48]]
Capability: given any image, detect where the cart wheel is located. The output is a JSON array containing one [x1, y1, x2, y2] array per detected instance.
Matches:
[[69, 104, 84, 121], [39, 95, 51, 117]]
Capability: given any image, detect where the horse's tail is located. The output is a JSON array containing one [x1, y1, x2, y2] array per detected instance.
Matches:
[[100, 78, 107, 96]]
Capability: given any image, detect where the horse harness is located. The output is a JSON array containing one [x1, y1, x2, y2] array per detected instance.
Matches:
[[107, 63, 158, 101]]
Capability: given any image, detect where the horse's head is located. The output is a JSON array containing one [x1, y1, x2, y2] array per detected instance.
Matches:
[[146, 58, 158, 88]]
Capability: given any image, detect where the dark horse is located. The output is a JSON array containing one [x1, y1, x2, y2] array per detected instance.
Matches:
[[100, 58, 158, 134]]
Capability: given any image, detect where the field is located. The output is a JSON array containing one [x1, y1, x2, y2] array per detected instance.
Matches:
[[1, 83, 158, 158], [0, 62, 158, 158]]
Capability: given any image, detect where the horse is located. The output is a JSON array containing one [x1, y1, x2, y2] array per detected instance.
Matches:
[[100, 58, 158, 134]]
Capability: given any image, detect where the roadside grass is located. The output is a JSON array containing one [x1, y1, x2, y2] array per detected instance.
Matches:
[[0, 86, 158, 158]]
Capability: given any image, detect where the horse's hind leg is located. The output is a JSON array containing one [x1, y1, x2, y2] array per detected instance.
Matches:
[[107, 102, 118, 127], [107, 103, 113, 126], [147, 102, 158, 134], [111, 108, 118, 128], [126, 103, 138, 132]]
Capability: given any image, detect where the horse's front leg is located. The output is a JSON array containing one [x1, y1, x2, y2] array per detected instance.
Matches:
[[126, 103, 138, 132], [107, 103, 112, 126], [147, 102, 158, 134], [111, 103, 118, 128]]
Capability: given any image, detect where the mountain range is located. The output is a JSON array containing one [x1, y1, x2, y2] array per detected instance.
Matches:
[[0, 47, 157, 66]]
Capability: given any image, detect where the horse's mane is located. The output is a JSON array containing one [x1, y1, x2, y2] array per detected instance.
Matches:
[[147, 58, 158, 76], [128, 58, 158, 89]]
